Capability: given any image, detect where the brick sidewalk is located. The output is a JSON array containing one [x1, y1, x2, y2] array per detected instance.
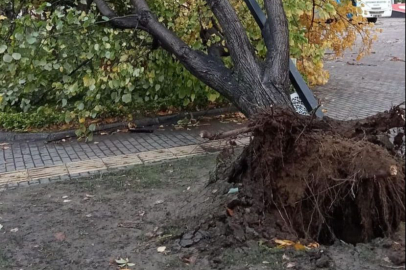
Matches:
[[314, 18, 405, 120], [0, 120, 242, 174], [0, 18, 404, 185]]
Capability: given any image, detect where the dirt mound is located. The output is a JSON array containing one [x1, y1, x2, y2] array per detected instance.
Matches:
[[225, 106, 405, 244]]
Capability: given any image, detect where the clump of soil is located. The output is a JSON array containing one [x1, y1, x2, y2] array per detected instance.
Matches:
[[224, 106, 405, 244]]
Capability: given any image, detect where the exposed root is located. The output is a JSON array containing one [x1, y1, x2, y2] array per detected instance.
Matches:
[[226, 106, 405, 244]]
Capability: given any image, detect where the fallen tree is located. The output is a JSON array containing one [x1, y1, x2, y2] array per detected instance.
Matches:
[[92, 0, 405, 244]]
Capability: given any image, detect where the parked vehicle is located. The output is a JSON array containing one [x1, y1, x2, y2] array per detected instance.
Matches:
[[355, 0, 393, 22]]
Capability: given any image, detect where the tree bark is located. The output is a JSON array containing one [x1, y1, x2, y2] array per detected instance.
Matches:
[[93, 0, 294, 117]]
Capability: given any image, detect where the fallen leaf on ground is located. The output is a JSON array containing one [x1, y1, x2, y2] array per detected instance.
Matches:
[[307, 242, 320, 249], [0, 224, 3, 231], [10, 228, 19, 233], [294, 243, 306, 251], [54, 232, 66, 241], [157, 246, 166, 253], [226, 208, 234, 217], [63, 200, 71, 203], [286, 262, 296, 268], [274, 239, 295, 247], [180, 254, 197, 264]]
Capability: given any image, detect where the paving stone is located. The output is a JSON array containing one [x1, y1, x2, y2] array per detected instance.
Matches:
[[0, 170, 29, 186], [28, 165, 68, 180], [102, 154, 143, 169], [66, 159, 107, 174]]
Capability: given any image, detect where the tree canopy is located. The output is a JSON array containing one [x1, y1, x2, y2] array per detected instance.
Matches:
[[0, 0, 377, 133]]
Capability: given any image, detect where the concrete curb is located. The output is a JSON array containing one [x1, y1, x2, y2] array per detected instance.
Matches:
[[0, 107, 237, 143]]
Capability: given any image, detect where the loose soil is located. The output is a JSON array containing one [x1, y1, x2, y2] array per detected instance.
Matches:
[[0, 155, 404, 270]]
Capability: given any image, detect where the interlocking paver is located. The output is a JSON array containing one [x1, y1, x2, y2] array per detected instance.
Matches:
[[314, 18, 405, 120]]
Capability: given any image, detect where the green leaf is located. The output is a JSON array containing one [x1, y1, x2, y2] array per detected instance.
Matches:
[[122, 94, 132, 103], [3, 54, 13, 63], [0, 45, 7, 54], [12, 53, 21, 60], [88, 123, 96, 132], [115, 259, 127, 264], [85, 132, 94, 142], [26, 36, 37, 44]]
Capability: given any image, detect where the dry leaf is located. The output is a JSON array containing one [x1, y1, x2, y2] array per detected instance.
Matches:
[[181, 254, 197, 264], [307, 242, 320, 249], [10, 228, 19, 233], [54, 232, 66, 241], [274, 239, 295, 246], [294, 243, 306, 251], [286, 262, 296, 268], [226, 208, 234, 217]]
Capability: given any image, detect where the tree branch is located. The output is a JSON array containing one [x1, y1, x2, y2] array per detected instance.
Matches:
[[205, 0, 260, 75], [200, 126, 252, 140], [93, 0, 243, 109], [93, 0, 143, 29], [263, 0, 290, 87]]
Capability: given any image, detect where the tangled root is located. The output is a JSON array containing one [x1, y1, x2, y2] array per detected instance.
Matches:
[[228, 106, 405, 244]]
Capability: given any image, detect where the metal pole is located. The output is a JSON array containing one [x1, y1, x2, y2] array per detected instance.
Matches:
[[243, 0, 324, 118]]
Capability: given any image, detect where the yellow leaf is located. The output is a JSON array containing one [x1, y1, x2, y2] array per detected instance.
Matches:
[[307, 242, 320, 249], [274, 239, 295, 246], [0, 15, 7, 20], [0, 95, 3, 103], [79, 118, 86, 124], [294, 243, 306, 251]]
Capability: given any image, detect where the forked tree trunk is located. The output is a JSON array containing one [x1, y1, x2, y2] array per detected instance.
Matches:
[[93, 0, 294, 117]]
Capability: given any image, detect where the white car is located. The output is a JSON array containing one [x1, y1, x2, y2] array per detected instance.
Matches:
[[356, 0, 393, 23]]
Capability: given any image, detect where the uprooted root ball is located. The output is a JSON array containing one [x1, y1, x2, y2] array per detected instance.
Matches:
[[228, 107, 405, 244]]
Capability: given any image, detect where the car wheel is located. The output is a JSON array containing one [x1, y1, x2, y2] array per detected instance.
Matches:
[[367, 17, 378, 23]]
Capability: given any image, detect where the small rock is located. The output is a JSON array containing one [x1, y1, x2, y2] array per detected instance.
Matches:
[[154, 200, 164, 205], [180, 233, 195, 248], [316, 255, 330, 268], [157, 246, 166, 253]]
